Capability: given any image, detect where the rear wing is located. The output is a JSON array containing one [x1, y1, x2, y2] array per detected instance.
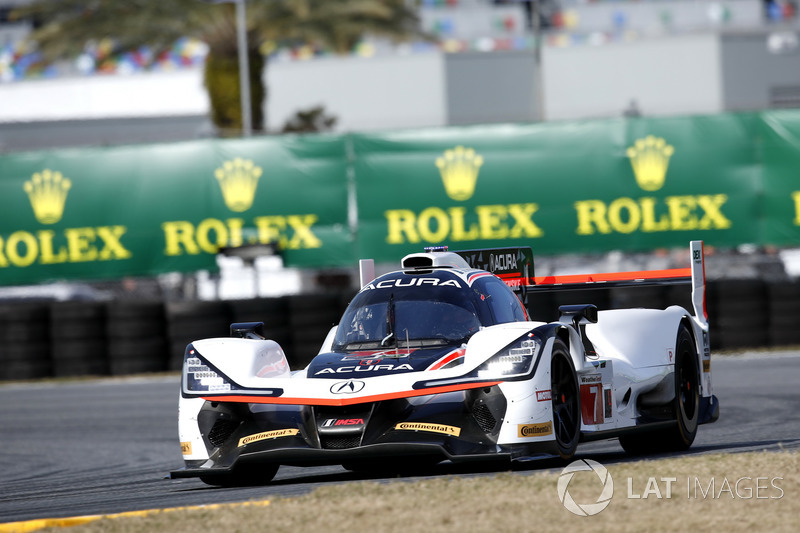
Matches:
[[454, 241, 707, 326]]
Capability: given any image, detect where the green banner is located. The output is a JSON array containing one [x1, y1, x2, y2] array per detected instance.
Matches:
[[2, 111, 800, 287], [0, 135, 352, 286], [760, 110, 800, 246], [352, 114, 762, 262]]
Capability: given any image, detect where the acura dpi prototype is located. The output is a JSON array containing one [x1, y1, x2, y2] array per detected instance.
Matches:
[[172, 241, 719, 486]]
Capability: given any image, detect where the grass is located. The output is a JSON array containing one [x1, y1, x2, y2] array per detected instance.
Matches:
[[31, 449, 798, 533]]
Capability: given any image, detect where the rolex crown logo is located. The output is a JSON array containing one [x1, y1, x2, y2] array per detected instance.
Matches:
[[436, 145, 483, 201], [214, 158, 263, 212], [24, 169, 71, 224], [626, 135, 674, 191]]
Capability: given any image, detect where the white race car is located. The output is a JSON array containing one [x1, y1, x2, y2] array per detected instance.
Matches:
[[172, 241, 719, 486]]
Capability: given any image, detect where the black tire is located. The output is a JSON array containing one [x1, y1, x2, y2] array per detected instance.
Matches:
[[551, 339, 580, 460], [199, 464, 279, 487], [619, 324, 700, 454]]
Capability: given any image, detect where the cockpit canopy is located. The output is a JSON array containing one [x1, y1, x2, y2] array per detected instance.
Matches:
[[332, 270, 527, 352]]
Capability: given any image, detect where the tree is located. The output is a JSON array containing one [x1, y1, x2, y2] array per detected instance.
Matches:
[[15, 0, 424, 134]]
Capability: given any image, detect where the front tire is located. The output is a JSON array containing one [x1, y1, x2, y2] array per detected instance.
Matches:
[[619, 324, 700, 455], [551, 339, 580, 460]]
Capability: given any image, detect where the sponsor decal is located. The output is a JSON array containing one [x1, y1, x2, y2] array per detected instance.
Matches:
[[24, 169, 71, 224], [360, 277, 461, 291], [580, 374, 605, 425], [330, 380, 366, 394], [703, 360, 711, 372], [489, 253, 517, 272], [180, 441, 192, 455], [436, 145, 483, 201], [161, 214, 321, 255], [238, 428, 300, 447], [321, 418, 365, 427], [385, 204, 543, 245], [214, 158, 261, 212], [579, 374, 602, 385], [341, 349, 414, 361], [395, 422, 461, 437], [536, 389, 552, 402], [517, 421, 553, 438], [315, 363, 414, 375], [626, 135, 674, 192], [1, 171, 134, 270]]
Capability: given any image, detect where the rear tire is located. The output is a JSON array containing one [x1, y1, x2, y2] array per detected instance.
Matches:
[[619, 324, 700, 455], [551, 339, 580, 460]]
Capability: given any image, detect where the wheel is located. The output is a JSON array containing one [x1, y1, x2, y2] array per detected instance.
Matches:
[[551, 339, 580, 460], [199, 464, 279, 487], [619, 324, 700, 455]]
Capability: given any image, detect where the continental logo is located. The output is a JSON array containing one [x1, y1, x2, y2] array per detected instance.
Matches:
[[238, 428, 299, 447], [215, 158, 262, 212], [180, 441, 192, 455], [517, 421, 553, 438], [395, 422, 461, 437], [24, 169, 71, 224], [626, 135, 674, 192], [436, 145, 483, 201]]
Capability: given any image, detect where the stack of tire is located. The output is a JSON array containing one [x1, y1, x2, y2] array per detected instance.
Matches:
[[106, 301, 168, 376], [609, 286, 667, 312], [165, 301, 231, 371], [229, 297, 292, 351], [0, 302, 51, 380], [766, 280, 800, 346], [288, 293, 350, 369], [709, 279, 768, 350], [49, 301, 108, 377]]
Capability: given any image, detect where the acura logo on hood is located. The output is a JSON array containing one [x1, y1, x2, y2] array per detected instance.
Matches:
[[330, 380, 366, 394]]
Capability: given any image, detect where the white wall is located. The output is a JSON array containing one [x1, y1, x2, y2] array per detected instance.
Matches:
[[542, 34, 723, 121], [0, 69, 209, 122], [265, 53, 446, 132]]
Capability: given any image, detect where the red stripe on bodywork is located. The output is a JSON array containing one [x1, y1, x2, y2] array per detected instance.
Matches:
[[533, 268, 691, 285], [202, 381, 502, 407], [427, 348, 466, 371]]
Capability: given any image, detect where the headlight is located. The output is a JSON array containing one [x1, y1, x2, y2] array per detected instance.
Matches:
[[475, 336, 540, 379], [183, 347, 233, 393]]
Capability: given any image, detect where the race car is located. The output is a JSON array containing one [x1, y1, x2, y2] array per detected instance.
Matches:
[[171, 241, 719, 486]]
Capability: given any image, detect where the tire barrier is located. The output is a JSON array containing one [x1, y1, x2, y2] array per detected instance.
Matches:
[[1, 280, 798, 381], [165, 301, 232, 371], [0, 303, 51, 380], [288, 293, 350, 369], [106, 301, 168, 376], [49, 301, 108, 378], [766, 281, 800, 346], [229, 297, 291, 351]]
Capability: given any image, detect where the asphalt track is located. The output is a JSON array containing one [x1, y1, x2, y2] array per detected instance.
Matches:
[[1, 351, 799, 524]]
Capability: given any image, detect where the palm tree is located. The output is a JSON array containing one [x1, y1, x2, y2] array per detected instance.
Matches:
[[15, 0, 424, 133]]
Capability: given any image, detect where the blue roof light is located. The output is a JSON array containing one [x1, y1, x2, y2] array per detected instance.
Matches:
[[424, 246, 449, 253]]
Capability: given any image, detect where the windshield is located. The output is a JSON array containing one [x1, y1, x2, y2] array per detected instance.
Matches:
[[333, 286, 482, 351]]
